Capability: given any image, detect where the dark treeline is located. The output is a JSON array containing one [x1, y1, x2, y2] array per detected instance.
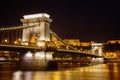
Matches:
[[103, 42, 120, 52]]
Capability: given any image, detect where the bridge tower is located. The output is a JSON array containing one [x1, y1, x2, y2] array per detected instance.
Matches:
[[19, 13, 55, 70], [91, 43, 103, 56], [20, 13, 52, 46]]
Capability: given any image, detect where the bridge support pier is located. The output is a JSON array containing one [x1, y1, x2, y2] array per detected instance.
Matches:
[[17, 51, 56, 70]]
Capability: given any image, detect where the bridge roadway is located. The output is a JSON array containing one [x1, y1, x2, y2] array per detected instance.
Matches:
[[0, 44, 107, 70], [0, 44, 103, 58], [56, 49, 102, 57]]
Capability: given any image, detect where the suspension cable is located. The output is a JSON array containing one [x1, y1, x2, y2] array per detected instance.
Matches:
[[0, 25, 78, 51], [0, 25, 38, 31], [50, 30, 78, 51]]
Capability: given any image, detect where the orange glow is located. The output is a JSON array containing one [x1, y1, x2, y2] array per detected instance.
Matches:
[[4, 39, 8, 42], [14, 41, 18, 44], [24, 51, 33, 60], [18, 38, 21, 41], [34, 52, 45, 59]]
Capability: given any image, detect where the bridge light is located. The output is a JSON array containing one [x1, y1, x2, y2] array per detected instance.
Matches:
[[4, 39, 8, 43], [35, 52, 45, 59], [26, 52, 33, 57], [35, 52, 41, 59], [37, 41, 46, 47], [14, 41, 18, 44], [24, 51, 33, 60], [18, 38, 21, 41], [3, 39, 8, 44], [46, 53, 52, 59], [37, 42, 44, 46]]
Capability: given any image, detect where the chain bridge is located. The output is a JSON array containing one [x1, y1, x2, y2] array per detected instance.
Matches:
[[0, 13, 105, 70]]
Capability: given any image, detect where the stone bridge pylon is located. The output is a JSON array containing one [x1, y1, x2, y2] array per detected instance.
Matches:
[[21, 13, 52, 46], [18, 13, 57, 70]]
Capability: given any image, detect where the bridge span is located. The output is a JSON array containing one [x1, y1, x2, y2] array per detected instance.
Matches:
[[0, 13, 105, 70]]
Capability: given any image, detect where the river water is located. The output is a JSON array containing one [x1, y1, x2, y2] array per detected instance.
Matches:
[[0, 63, 120, 80]]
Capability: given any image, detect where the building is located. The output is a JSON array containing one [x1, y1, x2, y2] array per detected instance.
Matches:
[[104, 39, 120, 59], [64, 39, 80, 47], [107, 40, 120, 44], [80, 42, 91, 47]]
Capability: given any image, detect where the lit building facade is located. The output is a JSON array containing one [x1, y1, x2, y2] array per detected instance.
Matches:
[[107, 40, 120, 44], [80, 42, 91, 47], [64, 39, 80, 47], [104, 39, 120, 59]]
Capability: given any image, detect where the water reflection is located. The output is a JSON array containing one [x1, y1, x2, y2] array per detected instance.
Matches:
[[1, 63, 120, 80], [24, 72, 33, 80], [13, 71, 22, 80], [107, 63, 120, 80]]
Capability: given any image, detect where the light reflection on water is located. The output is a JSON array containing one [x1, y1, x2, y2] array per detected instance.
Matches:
[[0, 63, 120, 80]]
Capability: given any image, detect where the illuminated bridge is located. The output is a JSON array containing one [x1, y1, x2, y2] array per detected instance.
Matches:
[[0, 13, 105, 70]]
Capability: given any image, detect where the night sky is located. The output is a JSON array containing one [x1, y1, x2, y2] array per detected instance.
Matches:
[[0, 0, 120, 43]]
